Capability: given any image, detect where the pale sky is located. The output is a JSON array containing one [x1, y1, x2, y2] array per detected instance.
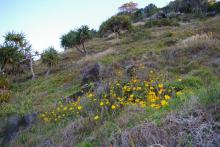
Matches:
[[0, 0, 172, 53]]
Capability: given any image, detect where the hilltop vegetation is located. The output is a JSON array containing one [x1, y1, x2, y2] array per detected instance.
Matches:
[[1, 0, 220, 146]]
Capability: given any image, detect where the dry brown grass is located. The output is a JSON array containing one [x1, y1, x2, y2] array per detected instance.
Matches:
[[76, 47, 115, 65], [177, 33, 220, 52], [112, 103, 220, 147]]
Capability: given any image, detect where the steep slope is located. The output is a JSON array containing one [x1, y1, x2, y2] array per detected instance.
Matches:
[[0, 16, 220, 147]]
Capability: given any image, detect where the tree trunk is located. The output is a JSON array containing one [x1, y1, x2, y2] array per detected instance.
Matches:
[[115, 32, 119, 45], [75, 45, 86, 56], [82, 43, 87, 55], [45, 68, 51, 76], [29, 54, 36, 80]]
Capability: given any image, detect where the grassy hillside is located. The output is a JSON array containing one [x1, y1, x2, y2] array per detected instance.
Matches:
[[1, 16, 220, 147]]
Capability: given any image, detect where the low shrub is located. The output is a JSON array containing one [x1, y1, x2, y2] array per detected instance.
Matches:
[[145, 18, 179, 28]]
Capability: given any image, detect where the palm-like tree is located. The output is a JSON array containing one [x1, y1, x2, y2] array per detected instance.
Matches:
[[0, 31, 37, 79], [60, 25, 92, 55], [41, 46, 59, 76]]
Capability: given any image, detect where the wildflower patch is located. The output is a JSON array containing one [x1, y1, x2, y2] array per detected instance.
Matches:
[[40, 71, 181, 123]]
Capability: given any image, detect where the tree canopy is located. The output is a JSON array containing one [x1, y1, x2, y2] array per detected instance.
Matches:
[[99, 15, 132, 37], [41, 46, 59, 68], [144, 4, 159, 17], [118, 1, 138, 13], [60, 25, 92, 55], [0, 32, 36, 77]]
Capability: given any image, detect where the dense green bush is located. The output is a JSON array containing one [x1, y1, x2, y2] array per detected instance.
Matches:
[[99, 15, 132, 37], [41, 47, 59, 67], [145, 19, 179, 28]]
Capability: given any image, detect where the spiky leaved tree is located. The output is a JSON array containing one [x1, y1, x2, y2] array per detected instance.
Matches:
[[0, 32, 38, 79], [41, 46, 59, 76], [60, 25, 92, 55]]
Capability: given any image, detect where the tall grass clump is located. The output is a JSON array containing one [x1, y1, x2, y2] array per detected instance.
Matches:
[[177, 33, 220, 52], [0, 75, 11, 103]]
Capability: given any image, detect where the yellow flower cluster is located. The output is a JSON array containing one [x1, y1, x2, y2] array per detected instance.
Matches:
[[39, 99, 83, 123], [40, 72, 180, 123], [84, 76, 173, 112]]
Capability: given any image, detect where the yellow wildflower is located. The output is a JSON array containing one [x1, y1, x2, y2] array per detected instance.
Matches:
[[130, 94, 134, 98], [111, 105, 116, 110], [87, 93, 94, 98], [43, 117, 50, 122], [94, 115, 100, 120], [178, 78, 182, 82], [137, 87, 142, 91], [100, 101, 104, 106], [154, 104, 161, 109], [150, 104, 156, 108], [158, 83, 164, 88], [176, 91, 183, 96], [77, 106, 82, 110], [164, 95, 171, 100], [161, 100, 168, 106], [63, 107, 67, 111], [158, 89, 163, 94], [133, 79, 137, 83], [150, 87, 154, 90]]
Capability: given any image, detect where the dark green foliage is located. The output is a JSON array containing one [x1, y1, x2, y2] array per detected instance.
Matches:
[[99, 15, 132, 36], [41, 47, 59, 67], [61, 25, 92, 55], [145, 19, 179, 28], [132, 8, 145, 22], [61, 30, 78, 49], [0, 44, 24, 73], [208, 1, 220, 13], [163, 0, 209, 14], [0, 32, 30, 74], [144, 3, 159, 17]]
